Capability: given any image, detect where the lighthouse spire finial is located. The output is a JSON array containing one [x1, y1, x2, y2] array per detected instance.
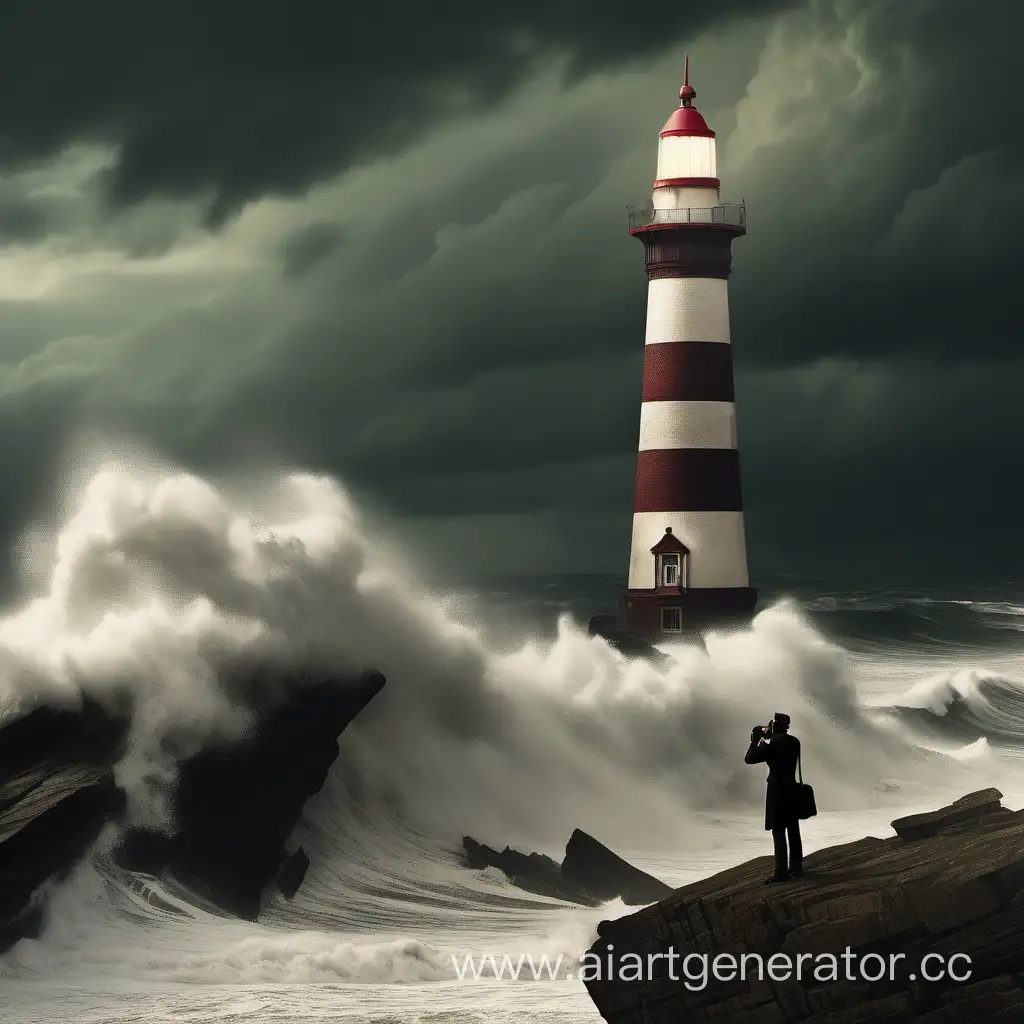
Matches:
[[679, 54, 696, 106]]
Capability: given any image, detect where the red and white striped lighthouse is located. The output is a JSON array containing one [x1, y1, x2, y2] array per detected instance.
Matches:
[[618, 60, 758, 638]]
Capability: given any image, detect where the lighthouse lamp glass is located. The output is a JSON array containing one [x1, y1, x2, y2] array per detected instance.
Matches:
[[656, 136, 716, 180]]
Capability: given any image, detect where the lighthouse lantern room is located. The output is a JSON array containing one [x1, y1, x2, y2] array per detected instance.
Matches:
[[618, 59, 758, 638]]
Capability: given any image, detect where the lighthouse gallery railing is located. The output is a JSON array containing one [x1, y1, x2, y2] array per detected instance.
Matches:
[[627, 202, 746, 232]]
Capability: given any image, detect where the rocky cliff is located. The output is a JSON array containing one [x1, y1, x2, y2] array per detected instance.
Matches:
[[584, 789, 1024, 1023], [0, 668, 385, 950]]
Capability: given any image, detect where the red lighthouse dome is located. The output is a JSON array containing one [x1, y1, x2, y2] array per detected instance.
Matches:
[[659, 104, 715, 138], [660, 56, 715, 138]]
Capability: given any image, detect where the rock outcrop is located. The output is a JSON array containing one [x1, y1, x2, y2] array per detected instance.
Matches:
[[0, 698, 131, 951], [563, 828, 674, 905], [463, 836, 600, 904], [585, 789, 1024, 1023], [891, 787, 1006, 840], [114, 668, 386, 919], [277, 847, 311, 900], [587, 615, 671, 663], [463, 829, 672, 906], [0, 668, 385, 950]]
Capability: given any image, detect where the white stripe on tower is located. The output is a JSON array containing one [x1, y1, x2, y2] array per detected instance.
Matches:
[[637, 401, 737, 451], [628, 513, 750, 589], [644, 278, 730, 346]]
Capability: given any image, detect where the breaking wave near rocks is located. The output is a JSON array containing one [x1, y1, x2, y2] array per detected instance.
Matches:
[[0, 456, 1020, 1021]]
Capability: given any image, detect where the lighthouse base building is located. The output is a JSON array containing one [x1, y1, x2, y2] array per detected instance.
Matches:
[[608, 64, 758, 642]]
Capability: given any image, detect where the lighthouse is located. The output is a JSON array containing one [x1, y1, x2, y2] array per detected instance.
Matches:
[[617, 61, 757, 639]]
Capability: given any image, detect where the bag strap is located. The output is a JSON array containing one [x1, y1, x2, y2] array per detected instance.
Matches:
[[798, 743, 803, 785]]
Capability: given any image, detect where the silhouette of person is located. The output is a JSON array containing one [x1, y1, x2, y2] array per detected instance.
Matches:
[[744, 712, 803, 884]]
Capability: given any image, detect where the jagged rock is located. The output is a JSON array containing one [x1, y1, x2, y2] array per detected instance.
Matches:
[[0, 698, 129, 778], [1, 668, 385, 948], [462, 836, 600, 904], [0, 698, 130, 953], [0, 771, 126, 949], [462, 831, 673, 906], [563, 828, 674, 905], [587, 616, 671, 663], [277, 847, 310, 900], [892, 788, 1005, 840], [116, 668, 386, 918], [584, 790, 1024, 1024]]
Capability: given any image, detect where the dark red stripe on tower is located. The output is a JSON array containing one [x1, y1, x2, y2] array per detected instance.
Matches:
[[634, 449, 743, 512], [641, 342, 735, 402], [652, 177, 721, 189], [635, 226, 741, 280]]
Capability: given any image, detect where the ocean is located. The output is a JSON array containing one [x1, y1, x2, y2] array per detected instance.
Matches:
[[1, 467, 1022, 1023]]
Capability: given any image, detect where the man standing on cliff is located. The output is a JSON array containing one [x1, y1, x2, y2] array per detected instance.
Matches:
[[744, 712, 803, 884]]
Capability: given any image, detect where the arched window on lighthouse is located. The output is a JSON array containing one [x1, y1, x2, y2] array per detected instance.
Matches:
[[650, 527, 690, 591], [661, 554, 680, 586]]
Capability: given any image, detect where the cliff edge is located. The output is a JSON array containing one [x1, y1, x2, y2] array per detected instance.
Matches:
[[585, 789, 1024, 1023]]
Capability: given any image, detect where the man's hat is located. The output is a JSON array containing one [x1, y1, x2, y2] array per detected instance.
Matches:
[[773, 713, 791, 728]]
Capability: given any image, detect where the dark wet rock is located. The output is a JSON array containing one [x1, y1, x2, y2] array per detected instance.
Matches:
[[587, 615, 671, 662], [462, 830, 672, 907], [891, 787, 1005, 840], [584, 789, 1024, 1024], [462, 836, 598, 904], [0, 697, 130, 954], [563, 828, 674, 904], [1, 668, 385, 949], [277, 846, 311, 900], [0, 698, 129, 779], [0, 768, 127, 948], [116, 668, 386, 919]]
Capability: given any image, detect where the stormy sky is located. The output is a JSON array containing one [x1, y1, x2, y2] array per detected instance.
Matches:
[[0, 0, 1020, 591]]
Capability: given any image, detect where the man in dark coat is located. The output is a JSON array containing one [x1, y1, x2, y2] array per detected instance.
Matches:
[[744, 712, 803, 884]]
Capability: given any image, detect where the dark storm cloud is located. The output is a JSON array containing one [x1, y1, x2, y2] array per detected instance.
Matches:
[[372, 452, 634, 518], [2, 0, 1022, 585], [143, 0, 1019, 579], [734, 355, 1024, 579], [0, 383, 83, 601], [0, 195, 51, 244], [727, 0, 1023, 367], [279, 221, 346, 279], [0, 0, 796, 224]]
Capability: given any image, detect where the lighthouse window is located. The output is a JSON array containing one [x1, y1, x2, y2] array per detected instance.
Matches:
[[661, 554, 680, 586], [661, 607, 683, 632]]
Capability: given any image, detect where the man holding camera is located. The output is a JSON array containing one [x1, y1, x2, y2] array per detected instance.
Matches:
[[744, 712, 803, 884]]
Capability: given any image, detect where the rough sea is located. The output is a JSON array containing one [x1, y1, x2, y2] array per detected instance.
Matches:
[[1, 463, 1022, 1023]]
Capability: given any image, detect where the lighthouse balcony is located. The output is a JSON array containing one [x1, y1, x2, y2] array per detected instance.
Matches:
[[627, 202, 745, 234]]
